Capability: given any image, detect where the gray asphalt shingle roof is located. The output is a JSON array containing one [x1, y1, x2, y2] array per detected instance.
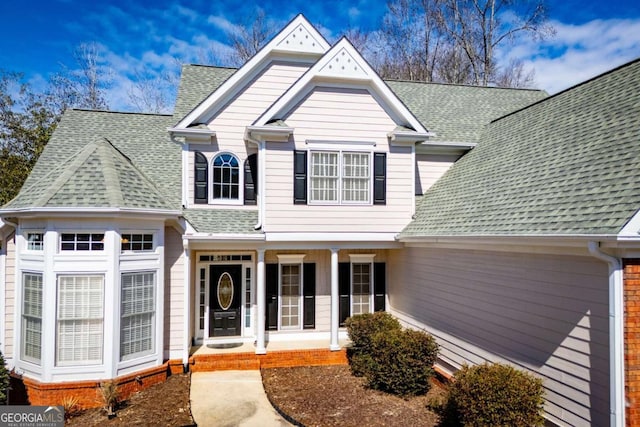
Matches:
[[183, 209, 261, 235], [173, 65, 236, 121], [5, 138, 173, 210], [401, 59, 640, 237], [9, 110, 184, 209]]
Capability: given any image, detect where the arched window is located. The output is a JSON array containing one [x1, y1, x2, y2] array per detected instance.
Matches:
[[212, 153, 240, 200]]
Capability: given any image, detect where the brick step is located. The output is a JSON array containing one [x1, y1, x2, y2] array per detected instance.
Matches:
[[189, 348, 348, 371]]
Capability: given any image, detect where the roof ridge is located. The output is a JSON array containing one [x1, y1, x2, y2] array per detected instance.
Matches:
[[385, 79, 545, 93], [69, 108, 172, 117], [32, 142, 99, 206], [97, 140, 125, 206]]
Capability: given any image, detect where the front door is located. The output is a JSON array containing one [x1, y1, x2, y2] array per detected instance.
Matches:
[[210, 265, 242, 337]]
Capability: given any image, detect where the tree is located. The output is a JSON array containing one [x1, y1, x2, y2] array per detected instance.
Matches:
[[0, 71, 59, 205], [226, 9, 278, 66], [0, 42, 112, 206], [375, 0, 553, 87], [128, 68, 178, 114]]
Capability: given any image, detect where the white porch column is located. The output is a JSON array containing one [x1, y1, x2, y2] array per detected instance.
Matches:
[[182, 239, 191, 367], [330, 248, 340, 351], [255, 248, 267, 354]]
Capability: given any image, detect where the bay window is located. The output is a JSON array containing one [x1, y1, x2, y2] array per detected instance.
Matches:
[[56, 275, 104, 366], [120, 272, 155, 360]]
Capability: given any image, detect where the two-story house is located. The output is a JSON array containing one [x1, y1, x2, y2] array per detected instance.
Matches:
[[2, 15, 640, 426]]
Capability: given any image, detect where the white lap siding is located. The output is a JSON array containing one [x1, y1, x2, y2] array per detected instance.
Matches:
[[3, 232, 15, 362], [388, 247, 609, 426], [164, 227, 185, 360]]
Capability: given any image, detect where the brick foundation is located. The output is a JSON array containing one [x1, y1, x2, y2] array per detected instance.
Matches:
[[9, 360, 183, 409], [624, 260, 640, 427], [189, 348, 348, 372]]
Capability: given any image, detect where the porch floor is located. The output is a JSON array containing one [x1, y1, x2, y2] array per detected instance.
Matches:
[[188, 339, 351, 372]]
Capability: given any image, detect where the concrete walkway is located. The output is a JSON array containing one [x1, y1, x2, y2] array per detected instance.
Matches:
[[190, 370, 292, 427]]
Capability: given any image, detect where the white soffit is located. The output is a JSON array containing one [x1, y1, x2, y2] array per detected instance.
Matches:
[[174, 14, 330, 129], [253, 37, 428, 134]]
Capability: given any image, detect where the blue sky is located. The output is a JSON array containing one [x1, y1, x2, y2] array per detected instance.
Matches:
[[1, 0, 639, 111]]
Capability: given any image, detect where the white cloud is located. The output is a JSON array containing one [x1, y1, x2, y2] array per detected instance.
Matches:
[[207, 15, 242, 37], [501, 18, 640, 93]]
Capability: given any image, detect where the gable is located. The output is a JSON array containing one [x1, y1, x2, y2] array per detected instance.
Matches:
[[173, 15, 330, 129], [401, 59, 640, 238], [254, 37, 430, 138]]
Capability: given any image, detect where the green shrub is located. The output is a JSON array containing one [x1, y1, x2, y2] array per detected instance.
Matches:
[[442, 362, 545, 427], [346, 312, 401, 353], [365, 328, 439, 396], [345, 312, 402, 377], [0, 351, 9, 405]]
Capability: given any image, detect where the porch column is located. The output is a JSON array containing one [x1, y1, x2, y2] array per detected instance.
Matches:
[[330, 248, 340, 351], [255, 249, 267, 354]]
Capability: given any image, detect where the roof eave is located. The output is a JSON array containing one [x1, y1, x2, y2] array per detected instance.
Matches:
[[0, 207, 182, 218], [387, 130, 435, 146], [416, 140, 477, 154], [167, 127, 216, 142], [245, 125, 294, 142]]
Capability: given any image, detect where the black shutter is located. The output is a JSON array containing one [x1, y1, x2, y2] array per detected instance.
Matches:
[[373, 152, 386, 205], [374, 262, 386, 312], [266, 264, 278, 330], [293, 150, 307, 204], [339, 262, 351, 326], [244, 153, 258, 205], [194, 151, 208, 204], [303, 263, 316, 329]]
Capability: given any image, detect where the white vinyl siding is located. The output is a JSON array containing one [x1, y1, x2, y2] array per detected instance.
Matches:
[[387, 247, 609, 426], [21, 273, 42, 364], [56, 275, 104, 366], [4, 233, 16, 359], [120, 272, 155, 360], [164, 227, 185, 357], [187, 62, 308, 206], [415, 153, 459, 195], [265, 87, 412, 233]]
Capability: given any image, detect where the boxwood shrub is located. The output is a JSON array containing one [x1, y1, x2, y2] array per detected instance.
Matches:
[[345, 312, 438, 396], [442, 362, 545, 426], [365, 328, 438, 396], [345, 312, 401, 377], [0, 351, 9, 405]]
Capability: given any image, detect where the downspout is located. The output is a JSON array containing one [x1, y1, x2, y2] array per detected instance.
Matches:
[[246, 134, 265, 230], [588, 241, 625, 427]]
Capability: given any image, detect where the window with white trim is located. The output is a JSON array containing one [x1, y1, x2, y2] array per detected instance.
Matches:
[[121, 233, 153, 252], [309, 151, 371, 204], [280, 264, 301, 329], [26, 233, 44, 251], [351, 263, 372, 315], [120, 272, 155, 360], [212, 153, 240, 200], [56, 275, 104, 365], [22, 273, 43, 364], [60, 233, 104, 251]]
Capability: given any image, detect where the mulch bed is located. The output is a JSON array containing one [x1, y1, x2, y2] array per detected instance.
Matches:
[[65, 365, 444, 426], [262, 365, 443, 427], [65, 373, 194, 426]]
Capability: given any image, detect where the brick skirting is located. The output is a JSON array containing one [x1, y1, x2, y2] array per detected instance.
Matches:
[[9, 360, 183, 409], [8, 349, 347, 409], [188, 347, 348, 372], [625, 260, 640, 427]]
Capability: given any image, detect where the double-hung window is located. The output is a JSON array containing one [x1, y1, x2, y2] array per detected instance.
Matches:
[[22, 273, 43, 364], [309, 151, 370, 204], [120, 272, 155, 360], [56, 275, 104, 366]]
